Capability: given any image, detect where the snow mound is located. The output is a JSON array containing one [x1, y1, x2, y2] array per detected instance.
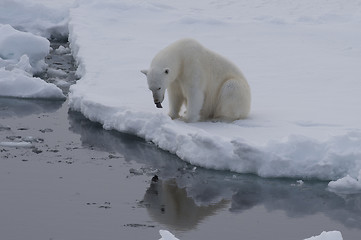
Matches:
[[55, 45, 71, 55], [328, 170, 361, 194], [0, 0, 74, 39], [0, 24, 65, 99], [0, 24, 49, 72], [157, 230, 343, 240], [304, 231, 343, 240], [0, 141, 32, 148], [0, 67, 65, 99], [158, 230, 179, 240]]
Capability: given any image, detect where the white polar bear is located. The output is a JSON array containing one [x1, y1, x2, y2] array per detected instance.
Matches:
[[141, 38, 251, 122]]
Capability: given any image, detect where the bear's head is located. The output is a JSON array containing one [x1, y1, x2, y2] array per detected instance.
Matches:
[[141, 67, 171, 108]]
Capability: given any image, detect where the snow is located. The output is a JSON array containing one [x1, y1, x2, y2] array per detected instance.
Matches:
[[55, 45, 71, 55], [157, 229, 343, 240], [0, 24, 49, 72], [0, 67, 65, 99], [158, 230, 179, 240], [66, 0, 361, 193], [0, 141, 32, 148], [0, 23, 65, 99], [0, 0, 74, 39], [47, 68, 68, 78], [304, 231, 343, 240], [291, 180, 304, 187], [328, 170, 361, 194]]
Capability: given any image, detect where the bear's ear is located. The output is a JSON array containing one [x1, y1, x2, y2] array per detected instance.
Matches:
[[164, 68, 170, 74], [141, 69, 148, 76]]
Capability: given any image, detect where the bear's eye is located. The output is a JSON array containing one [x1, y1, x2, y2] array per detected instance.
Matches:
[[157, 87, 161, 90], [164, 69, 169, 74]]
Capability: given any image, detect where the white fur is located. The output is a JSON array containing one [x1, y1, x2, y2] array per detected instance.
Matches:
[[142, 38, 251, 122]]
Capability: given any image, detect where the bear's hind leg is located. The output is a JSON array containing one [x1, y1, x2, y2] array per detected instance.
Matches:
[[214, 78, 250, 121]]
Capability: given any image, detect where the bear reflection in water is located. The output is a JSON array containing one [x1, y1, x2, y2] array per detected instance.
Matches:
[[142, 175, 228, 230], [141, 174, 361, 232]]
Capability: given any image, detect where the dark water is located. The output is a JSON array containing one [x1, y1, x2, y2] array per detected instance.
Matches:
[[34, 39, 78, 95], [1, 40, 361, 240]]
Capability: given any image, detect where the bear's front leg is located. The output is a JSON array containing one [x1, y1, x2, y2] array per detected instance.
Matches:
[[167, 83, 184, 119], [185, 87, 204, 122]]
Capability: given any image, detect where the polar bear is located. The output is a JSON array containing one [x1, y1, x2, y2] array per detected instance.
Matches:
[[141, 38, 251, 122]]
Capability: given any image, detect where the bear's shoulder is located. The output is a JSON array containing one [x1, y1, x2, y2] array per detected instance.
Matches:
[[153, 39, 203, 65], [168, 38, 203, 51], [174, 38, 201, 46]]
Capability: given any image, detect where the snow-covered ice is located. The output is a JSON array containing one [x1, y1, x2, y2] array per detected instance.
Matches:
[[0, 141, 32, 148], [304, 231, 343, 240], [1, 0, 361, 190], [158, 230, 180, 240], [55, 45, 71, 55], [328, 170, 361, 194], [0, 68, 65, 99], [0, 24, 49, 72], [0, 0, 73, 39], [65, 0, 361, 193], [157, 230, 343, 240], [0, 24, 65, 99], [47, 68, 68, 78]]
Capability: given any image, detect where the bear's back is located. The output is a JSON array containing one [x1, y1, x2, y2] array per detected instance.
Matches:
[[179, 39, 242, 76], [152, 38, 245, 84]]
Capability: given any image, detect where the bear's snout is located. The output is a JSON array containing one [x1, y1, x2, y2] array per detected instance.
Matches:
[[155, 102, 163, 108], [153, 93, 164, 108]]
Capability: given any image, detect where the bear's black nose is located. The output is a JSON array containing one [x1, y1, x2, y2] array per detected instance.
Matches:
[[155, 102, 162, 108]]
